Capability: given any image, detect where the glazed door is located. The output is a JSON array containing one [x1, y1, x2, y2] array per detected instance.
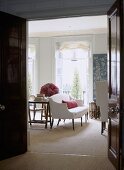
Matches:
[[0, 12, 27, 160], [107, 1, 121, 169]]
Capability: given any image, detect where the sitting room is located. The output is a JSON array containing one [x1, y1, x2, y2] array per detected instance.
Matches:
[[27, 15, 111, 161]]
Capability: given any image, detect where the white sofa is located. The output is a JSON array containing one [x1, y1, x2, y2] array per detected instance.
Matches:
[[49, 93, 88, 130]]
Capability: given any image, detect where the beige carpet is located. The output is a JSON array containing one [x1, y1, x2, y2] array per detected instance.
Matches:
[[29, 118, 108, 156], [0, 152, 115, 170], [0, 118, 115, 170]]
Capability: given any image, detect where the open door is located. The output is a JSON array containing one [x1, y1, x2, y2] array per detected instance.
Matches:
[[107, 0, 123, 169], [0, 12, 27, 160]]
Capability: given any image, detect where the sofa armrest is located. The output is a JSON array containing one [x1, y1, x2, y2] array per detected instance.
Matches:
[[69, 95, 84, 106], [49, 98, 69, 117]]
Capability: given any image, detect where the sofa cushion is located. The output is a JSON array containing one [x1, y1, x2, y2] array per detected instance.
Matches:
[[62, 100, 78, 109]]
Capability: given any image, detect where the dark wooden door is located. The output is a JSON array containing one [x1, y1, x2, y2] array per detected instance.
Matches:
[[120, 0, 124, 169], [107, 1, 122, 169], [0, 12, 27, 160]]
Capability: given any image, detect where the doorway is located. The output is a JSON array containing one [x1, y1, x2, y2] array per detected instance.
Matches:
[[27, 15, 108, 156]]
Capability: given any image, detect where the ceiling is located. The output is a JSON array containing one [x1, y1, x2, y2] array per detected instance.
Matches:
[[0, 0, 110, 37], [0, 0, 114, 20], [28, 15, 107, 37]]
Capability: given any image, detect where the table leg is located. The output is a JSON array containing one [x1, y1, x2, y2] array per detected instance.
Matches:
[[28, 103, 32, 125], [45, 104, 48, 129], [48, 104, 52, 128], [33, 103, 36, 120]]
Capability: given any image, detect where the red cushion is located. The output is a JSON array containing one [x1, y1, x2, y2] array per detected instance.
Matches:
[[62, 100, 78, 109]]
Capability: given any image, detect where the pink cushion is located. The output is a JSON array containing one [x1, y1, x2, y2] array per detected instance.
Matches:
[[62, 100, 78, 109]]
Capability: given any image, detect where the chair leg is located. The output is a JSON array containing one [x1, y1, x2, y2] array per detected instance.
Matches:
[[29, 110, 32, 125], [50, 118, 54, 129], [81, 117, 82, 126], [33, 114, 35, 120], [41, 110, 44, 120], [72, 119, 74, 130], [85, 112, 88, 122], [87, 112, 88, 120], [101, 122, 104, 134], [57, 119, 61, 126], [33, 103, 36, 120], [101, 121, 106, 134]]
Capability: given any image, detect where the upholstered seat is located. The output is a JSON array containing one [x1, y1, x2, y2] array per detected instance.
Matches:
[[49, 93, 88, 130]]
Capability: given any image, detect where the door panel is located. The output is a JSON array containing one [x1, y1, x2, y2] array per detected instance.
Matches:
[[107, 1, 121, 169], [120, 0, 124, 169], [0, 12, 27, 160], [108, 111, 119, 168]]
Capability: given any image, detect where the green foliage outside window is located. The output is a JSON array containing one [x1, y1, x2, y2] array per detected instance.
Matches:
[[71, 69, 82, 99]]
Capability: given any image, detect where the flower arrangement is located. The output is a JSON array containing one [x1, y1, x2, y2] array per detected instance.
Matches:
[[40, 83, 59, 97]]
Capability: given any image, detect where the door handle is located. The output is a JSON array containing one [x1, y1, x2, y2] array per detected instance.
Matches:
[[0, 104, 5, 111]]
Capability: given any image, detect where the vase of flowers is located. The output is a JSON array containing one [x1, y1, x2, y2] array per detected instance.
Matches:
[[40, 83, 59, 97]]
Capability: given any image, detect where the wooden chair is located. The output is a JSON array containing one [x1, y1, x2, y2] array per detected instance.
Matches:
[[29, 95, 45, 121]]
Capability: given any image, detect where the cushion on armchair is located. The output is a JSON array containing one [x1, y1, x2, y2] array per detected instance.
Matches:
[[62, 100, 78, 109]]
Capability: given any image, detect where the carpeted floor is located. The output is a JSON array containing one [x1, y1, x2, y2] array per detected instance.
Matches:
[[0, 152, 115, 170], [0, 118, 115, 170], [29, 118, 108, 156]]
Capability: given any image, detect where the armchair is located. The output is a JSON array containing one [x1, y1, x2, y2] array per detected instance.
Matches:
[[49, 93, 88, 130]]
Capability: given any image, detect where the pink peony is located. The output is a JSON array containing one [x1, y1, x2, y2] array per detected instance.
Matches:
[[40, 83, 59, 97]]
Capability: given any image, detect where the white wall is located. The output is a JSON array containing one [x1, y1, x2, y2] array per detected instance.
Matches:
[[92, 34, 107, 54], [28, 38, 40, 95], [29, 33, 107, 99], [39, 38, 53, 86]]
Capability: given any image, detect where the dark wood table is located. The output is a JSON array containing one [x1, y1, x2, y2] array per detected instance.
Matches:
[[28, 99, 52, 128]]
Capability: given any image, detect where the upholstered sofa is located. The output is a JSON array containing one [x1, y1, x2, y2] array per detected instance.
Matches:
[[49, 93, 88, 130]]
